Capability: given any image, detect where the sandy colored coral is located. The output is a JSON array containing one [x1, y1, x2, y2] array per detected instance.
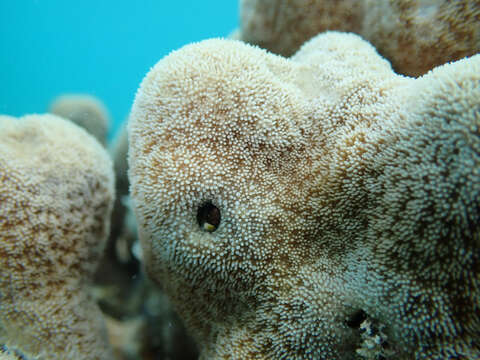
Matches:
[[128, 33, 480, 359], [49, 94, 110, 145], [0, 114, 115, 359], [240, 0, 363, 56], [361, 0, 480, 76], [238, 0, 480, 76]]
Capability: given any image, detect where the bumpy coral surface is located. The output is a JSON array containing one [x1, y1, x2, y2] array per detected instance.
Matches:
[[239, 0, 480, 76], [240, 0, 363, 56], [0, 114, 115, 359], [49, 94, 110, 145], [129, 33, 480, 359], [361, 0, 480, 76]]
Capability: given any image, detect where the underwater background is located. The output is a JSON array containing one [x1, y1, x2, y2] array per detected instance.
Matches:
[[0, 1, 238, 139]]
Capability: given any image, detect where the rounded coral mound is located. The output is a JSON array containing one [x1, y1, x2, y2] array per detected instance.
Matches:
[[361, 0, 480, 76], [238, 0, 480, 77], [0, 114, 115, 360], [49, 94, 110, 145], [240, 0, 364, 57], [128, 33, 480, 359]]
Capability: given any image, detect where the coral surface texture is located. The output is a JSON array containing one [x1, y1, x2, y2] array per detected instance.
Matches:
[[239, 0, 480, 76], [0, 114, 115, 360], [128, 32, 480, 359]]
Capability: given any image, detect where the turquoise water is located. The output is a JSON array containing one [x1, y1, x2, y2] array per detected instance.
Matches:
[[0, 1, 238, 138]]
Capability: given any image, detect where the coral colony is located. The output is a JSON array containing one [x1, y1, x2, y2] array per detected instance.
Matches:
[[1, 1, 479, 359], [129, 33, 479, 359], [0, 115, 114, 360]]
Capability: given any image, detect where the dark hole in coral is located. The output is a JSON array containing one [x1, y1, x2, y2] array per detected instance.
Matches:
[[345, 309, 367, 329], [197, 201, 221, 232]]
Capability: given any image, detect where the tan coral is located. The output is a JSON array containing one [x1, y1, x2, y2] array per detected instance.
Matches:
[[361, 0, 480, 76], [0, 114, 115, 359], [240, 0, 363, 56], [49, 94, 110, 145], [128, 33, 480, 359], [238, 0, 480, 76]]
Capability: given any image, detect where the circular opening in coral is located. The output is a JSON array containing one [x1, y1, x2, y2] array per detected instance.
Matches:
[[345, 309, 367, 329], [197, 201, 221, 232]]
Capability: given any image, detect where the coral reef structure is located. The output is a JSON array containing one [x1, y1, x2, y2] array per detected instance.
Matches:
[[238, 0, 480, 76], [49, 94, 110, 145], [240, 0, 363, 56], [0, 114, 115, 359], [360, 0, 480, 76], [128, 33, 480, 359]]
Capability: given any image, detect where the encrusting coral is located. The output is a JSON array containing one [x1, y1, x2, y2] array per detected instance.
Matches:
[[238, 0, 480, 76], [0, 114, 115, 359], [128, 32, 480, 359], [49, 94, 110, 145]]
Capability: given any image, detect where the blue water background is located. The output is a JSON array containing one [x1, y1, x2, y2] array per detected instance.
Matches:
[[0, 1, 239, 138]]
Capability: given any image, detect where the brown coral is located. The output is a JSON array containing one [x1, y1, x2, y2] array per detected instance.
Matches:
[[240, 0, 364, 56], [361, 0, 480, 76], [0, 114, 115, 359], [128, 33, 480, 359], [238, 0, 480, 76]]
